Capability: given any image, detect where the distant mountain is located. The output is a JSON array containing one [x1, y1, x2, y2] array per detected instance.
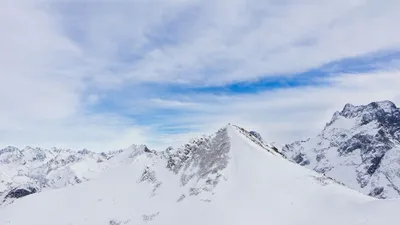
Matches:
[[282, 101, 400, 199], [0, 124, 399, 225], [0, 145, 146, 205]]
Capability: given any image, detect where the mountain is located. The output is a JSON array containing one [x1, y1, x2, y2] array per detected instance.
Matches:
[[0, 124, 399, 225], [282, 101, 400, 199], [0, 145, 145, 205]]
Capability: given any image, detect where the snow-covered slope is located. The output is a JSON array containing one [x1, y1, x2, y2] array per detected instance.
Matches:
[[0, 145, 146, 205], [0, 125, 399, 225], [282, 101, 400, 199]]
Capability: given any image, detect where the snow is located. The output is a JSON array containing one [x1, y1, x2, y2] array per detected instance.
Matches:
[[283, 101, 400, 198], [328, 114, 358, 130], [0, 146, 127, 205], [0, 125, 399, 225], [376, 101, 396, 113]]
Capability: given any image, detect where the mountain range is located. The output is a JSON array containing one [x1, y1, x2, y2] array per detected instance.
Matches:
[[0, 144, 141, 205], [0, 101, 399, 224], [1, 124, 399, 225]]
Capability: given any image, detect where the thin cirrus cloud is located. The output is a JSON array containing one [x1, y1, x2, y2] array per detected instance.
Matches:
[[0, 0, 400, 151]]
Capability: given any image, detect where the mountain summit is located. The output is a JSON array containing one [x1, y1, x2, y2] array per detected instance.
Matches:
[[283, 101, 400, 198]]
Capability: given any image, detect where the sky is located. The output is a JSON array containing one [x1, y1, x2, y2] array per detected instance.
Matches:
[[1, 0, 400, 152]]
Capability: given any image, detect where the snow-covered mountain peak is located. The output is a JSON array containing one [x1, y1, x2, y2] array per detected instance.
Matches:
[[0, 146, 46, 164], [0, 146, 19, 153], [108, 144, 158, 164], [373, 101, 397, 112], [283, 100, 400, 199], [331, 100, 398, 123], [77, 148, 92, 155]]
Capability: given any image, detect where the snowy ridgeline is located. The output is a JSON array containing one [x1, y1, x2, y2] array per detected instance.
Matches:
[[282, 101, 400, 199], [0, 124, 400, 225], [0, 145, 129, 205]]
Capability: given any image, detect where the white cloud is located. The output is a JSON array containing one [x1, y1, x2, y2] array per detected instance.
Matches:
[[0, 1, 81, 127], [148, 98, 200, 109]]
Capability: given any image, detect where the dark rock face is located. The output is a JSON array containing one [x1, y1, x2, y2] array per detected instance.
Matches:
[[249, 131, 263, 142], [293, 154, 310, 166], [282, 101, 400, 199], [144, 146, 152, 153], [4, 186, 37, 200], [367, 155, 384, 175], [369, 187, 385, 198]]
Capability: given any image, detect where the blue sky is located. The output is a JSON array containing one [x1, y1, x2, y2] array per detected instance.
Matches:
[[1, 0, 400, 151]]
